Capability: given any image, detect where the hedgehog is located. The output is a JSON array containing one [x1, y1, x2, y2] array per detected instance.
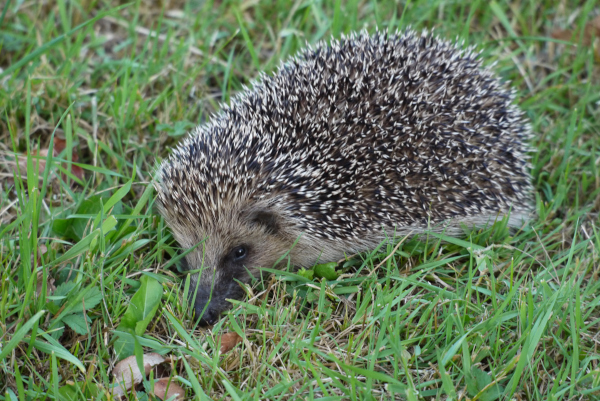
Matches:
[[154, 30, 533, 325]]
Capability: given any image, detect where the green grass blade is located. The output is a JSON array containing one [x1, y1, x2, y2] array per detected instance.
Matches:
[[0, 3, 132, 79], [0, 310, 46, 362]]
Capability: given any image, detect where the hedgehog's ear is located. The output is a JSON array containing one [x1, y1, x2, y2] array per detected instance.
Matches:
[[247, 210, 280, 235]]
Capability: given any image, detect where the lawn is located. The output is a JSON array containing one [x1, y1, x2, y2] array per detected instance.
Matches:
[[1, 0, 599, 400]]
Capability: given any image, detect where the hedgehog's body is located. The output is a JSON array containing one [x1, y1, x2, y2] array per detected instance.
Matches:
[[155, 31, 533, 324]]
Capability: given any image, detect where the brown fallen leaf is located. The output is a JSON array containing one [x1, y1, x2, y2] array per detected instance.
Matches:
[[16, 136, 85, 183], [53, 137, 67, 153], [18, 148, 51, 177], [111, 353, 165, 398], [219, 332, 242, 353], [153, 377, 185, 400], [52, 137, 85, 182]]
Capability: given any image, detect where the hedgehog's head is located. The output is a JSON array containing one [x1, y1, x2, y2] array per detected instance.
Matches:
[[183, 204, 296, 325], [155, 177, 296, 325]]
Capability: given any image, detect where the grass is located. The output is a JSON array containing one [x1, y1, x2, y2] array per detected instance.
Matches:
[[1, 0, 599, 400]]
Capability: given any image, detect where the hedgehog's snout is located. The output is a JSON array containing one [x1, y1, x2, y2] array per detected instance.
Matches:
[[190, 283, 225, 326], [189, 272, 248, 326], [193, 297, 219, 326], [190, 287, 219, 326]]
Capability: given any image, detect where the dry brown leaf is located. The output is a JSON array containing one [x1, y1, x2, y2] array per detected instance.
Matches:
[[153, 377, 185, 400], [53, 137, 67, 154], [219, 332, 242, 353], [18, 149, 50, 176], [68, 163, 85, 182], [16, 136, 85, 183], [111, 353, 165, 398]]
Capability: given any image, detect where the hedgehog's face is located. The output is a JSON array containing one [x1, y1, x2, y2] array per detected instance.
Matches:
[[177, 207, 294, 325]]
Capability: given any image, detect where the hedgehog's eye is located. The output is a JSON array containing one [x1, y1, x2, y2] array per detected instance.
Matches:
[[232, 246, 248, 262]]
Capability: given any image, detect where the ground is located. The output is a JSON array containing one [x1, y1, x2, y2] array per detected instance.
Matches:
[[0, 0, 599, 400]]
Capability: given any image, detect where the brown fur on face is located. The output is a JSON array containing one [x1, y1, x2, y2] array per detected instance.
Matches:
[[158, 198, 311, 324]]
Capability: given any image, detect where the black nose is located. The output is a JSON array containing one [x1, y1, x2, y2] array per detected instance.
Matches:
[[189, 281, 244, 326], [197, 307, 219, 326], [193, 296, 221, 326]]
